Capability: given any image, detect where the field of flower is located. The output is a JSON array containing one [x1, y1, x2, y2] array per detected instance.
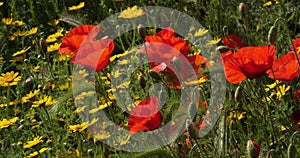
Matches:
[[0, 0, 299, 157]]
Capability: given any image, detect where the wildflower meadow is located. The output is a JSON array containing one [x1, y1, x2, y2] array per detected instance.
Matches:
[[0, 0, 299, 157]]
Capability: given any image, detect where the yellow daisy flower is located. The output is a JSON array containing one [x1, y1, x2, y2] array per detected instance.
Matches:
[[23, 136, 43, 148], [118, 5, 145, 19], [0, 117, 18, 129], [21, 89, 40, 103], [24, 151, 38, 158], [69, 123, 88, 132], [68, 2, 85, 11], [13, 30, 27, 37], [32, 96, 57, 108], [12, 20, 25, 26], [263, 1, 273, 7], [9, 35, 15, 41], [47, 43, 61, 52], [0, 2, 3, 6], [26, 27, 38, 36], [194, 28, 208, 37], [47, 19, 59, 26], [0, 71, 22, 87], [12, 46, 31, 57], [2, 18, 13, 25], [46, 29, 64, 43], [207, 37, 221, 45]]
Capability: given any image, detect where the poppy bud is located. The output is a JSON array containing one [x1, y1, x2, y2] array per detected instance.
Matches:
[[234, 85, 242, 102], [216, 45, 231, 53], [268, 25, 277, 45], [291, 107, 300, 124], [238, 2, 247, 17], [137, 24, 147, 39], [247, 140, 260, 158], [39, 38, 48, 53], [188, 102, 197, 120], [287, 143, 296, 158], [138, 75, 146, 89], [223, 26, 228, 35], [191, 86, 199, 104], [172, 56, 182, 71], [186, 119, 198, 141], [148, 70, 161, 80]]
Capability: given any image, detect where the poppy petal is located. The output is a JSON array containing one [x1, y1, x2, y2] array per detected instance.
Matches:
[[267, 52, 300, 82]]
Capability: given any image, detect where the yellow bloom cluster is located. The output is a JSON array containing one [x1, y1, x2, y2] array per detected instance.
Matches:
[[263, 0, 279, 7], [2, 17, 25, 26], [118, 5, 145, 19], [32, 96, 57, 107], [0, 117, 18, 129], [194, 28, 208, 37], [47, 43, 61, 52], [21, 89, 40, 103], [23, 136, 43, 148], [46, 29, 64, 43], [0, 71, 22, 87], [207, 37, 221, 45], [12, 46, 31, 56], [68, 2, 85, 11], [69, 123, 88, 132], [24, 147, 48, 158]]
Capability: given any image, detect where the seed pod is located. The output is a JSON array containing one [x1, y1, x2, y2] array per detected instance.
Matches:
[[172, 56, 182, 71], [186, 119, 198, 141], [188, 102, 197, 120], [238, 2, 247, 17], [137, 24, 147, 39], [148, 70, 161, 80], [223, 26, 228, 35], [234, 85, 242, 102], [247, 140, 260, 158], [268, 25, 277, 45], [39, 38, 48, 53], [138, 75, 146, 89], [216, 45, 231, 53], [287, 143, 296, 158]]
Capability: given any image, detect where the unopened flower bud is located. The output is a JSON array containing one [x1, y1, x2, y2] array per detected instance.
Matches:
[[234, 85, 242, 102], [148, 70, 161, 80], [238, 2, 247, 17], [216, 45, 231, 53], [172, 56, 182, 71], [287, 143, 296, 158], [138, 75, 146, 89], [247, 140, 260, 158], [186, 119, 198, 141], [39, 38, 48, 53], [137, 24, 147, 39], [188, 102, 197, 120], [268, 25, 277, 45]]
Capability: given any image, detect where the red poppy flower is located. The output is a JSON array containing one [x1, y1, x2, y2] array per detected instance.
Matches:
[[151, 55, 208, 89], [221, 34, 246, 49], [74, 36, 115, 72], [128, 96, 162, 135], [291, 107, 300, 124], [290, 37, 300, 52], [249, 141, 260, 158], [293, 87, 300, 103], [267, 52, 300, 82], [142, 27, 190, 65], [223, 45, 276, 84], [59, 25, 114, 72], [59, 25, 96, 56]]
